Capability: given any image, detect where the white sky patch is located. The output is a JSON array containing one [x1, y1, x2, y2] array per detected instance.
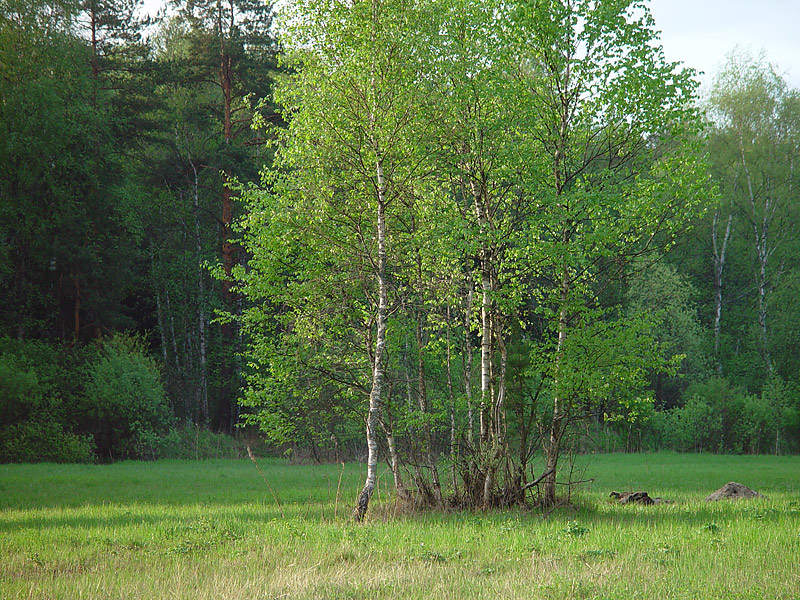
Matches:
[[648, 0, 800, 93]]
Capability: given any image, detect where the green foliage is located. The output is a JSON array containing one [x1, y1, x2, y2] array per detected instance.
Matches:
[[0, 419, 95, 464], [82, 334, 173, 459], [3, 0, 800, 469], [625, 259, 713, 406], [638, 377, 800, 454], [0, 337, 92, 462], [0, 0, 148, 341], [0, 335, 180, 462], [704, 49, 800, 385], [0, 352, 44, 425]]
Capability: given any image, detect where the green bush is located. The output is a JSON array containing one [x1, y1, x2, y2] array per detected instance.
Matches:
[[0, 352, 45, 425], [0, 338, 94, 462], [0, 418, 95, 463], [82, 334, 173, 460], [634, 376, 800, 454], [1, 335, 174, 462]]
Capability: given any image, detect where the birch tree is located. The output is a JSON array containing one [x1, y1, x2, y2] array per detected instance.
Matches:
[[238, 0, 428, 521], [510, 0, 710, 506], [237, 0, 711, 512], [414, 0, 535, 506], [708, 50, 800, 377]]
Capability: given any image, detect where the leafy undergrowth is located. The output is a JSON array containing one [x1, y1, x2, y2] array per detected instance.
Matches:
[[1, 453, 799, 599]]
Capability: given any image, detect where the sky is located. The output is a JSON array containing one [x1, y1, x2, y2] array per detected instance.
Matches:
[[648, 0, 800, 93], [140, 0, 800, 92]]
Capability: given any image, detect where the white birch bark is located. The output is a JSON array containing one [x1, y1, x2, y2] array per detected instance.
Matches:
[[463, 282, 474, 446], [446, 305, 457, 490], [354, 157, 388, 522], [740, 142, 775, 373], [711, 209, 732, 375], [469, 179, 492, 445]]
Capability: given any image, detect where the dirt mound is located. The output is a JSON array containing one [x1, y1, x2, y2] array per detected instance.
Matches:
[[609, 491, 674, 505], [610, 491, 654, 505], [705, 482, 765, 502]]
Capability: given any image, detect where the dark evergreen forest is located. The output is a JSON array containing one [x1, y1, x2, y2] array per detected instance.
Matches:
[[1, 0, 799, 469]]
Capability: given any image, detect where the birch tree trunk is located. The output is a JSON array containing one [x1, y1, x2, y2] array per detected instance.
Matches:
[[354, 158, 389, 522], [463, 282, 474, 446], [446, 305, 457, 491], [740, 142, 775, 373], [150, 250, 169, 368], [470, 179, 492, 445], [416, 308, 443, 505], [381, 410, 410, 503], [543, 279, 570, 508], [711, 209, 732, 375]]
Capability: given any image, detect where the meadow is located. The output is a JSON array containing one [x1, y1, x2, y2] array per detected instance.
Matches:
[[1, 453, 799, 599]]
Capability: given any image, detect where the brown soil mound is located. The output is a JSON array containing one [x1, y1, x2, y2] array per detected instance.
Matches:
[[705, 482, 765, 502], [610, 491, 654, 505]]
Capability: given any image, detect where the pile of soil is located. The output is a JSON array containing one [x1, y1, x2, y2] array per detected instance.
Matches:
[[609, 491, 674, 505], [705, 482, 765, 502], [610, 491, 654, 505]]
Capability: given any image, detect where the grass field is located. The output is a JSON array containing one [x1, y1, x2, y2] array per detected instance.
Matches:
[[1, 453, 799, 599]]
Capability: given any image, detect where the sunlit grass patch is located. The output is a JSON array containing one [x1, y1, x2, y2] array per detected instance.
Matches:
[[1, 453, 799, 599]]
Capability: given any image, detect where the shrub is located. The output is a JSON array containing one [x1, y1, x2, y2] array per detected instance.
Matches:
[[635, 376, 800, 454], [0, 351, 45, 425], [82, 334, 173, 460], [0, 338, 93, 462], [0, 418, 95, 463]]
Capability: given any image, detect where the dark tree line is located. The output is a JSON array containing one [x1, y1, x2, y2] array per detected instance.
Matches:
[[0, 0, 279, 446]]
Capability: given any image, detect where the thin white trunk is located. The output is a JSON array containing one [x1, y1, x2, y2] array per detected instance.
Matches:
[[150, 250, 169, 369], [711, 210, 732, 375], [164, 289, 181, 374], [354, 158, 388, 522], [470, 179, 492, 445], [164, 288, 191, 422], [416, 309, 443, 505], [479, 271, 491, 443], [493, 320, 507, 444], [446, 305, 457, 491], [740, 142, 774, 373], [383, 417, 410, 503]]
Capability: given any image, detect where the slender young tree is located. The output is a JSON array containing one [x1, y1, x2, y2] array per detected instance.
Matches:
[[509, 0, 710, 506], [168, 0, 278, 431], [237, 0, 429, 520]]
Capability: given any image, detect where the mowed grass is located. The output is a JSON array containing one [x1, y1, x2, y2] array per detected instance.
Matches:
[[1, 453, 799, 599]]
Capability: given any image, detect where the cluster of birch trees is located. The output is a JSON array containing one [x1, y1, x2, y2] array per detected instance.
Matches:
[[234, 0, 710, 516]]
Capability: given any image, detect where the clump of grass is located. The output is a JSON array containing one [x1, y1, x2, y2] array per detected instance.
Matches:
[[562, 520, 590, 537], [702, 522, 720, 533], [581, 548, 616, 560]]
